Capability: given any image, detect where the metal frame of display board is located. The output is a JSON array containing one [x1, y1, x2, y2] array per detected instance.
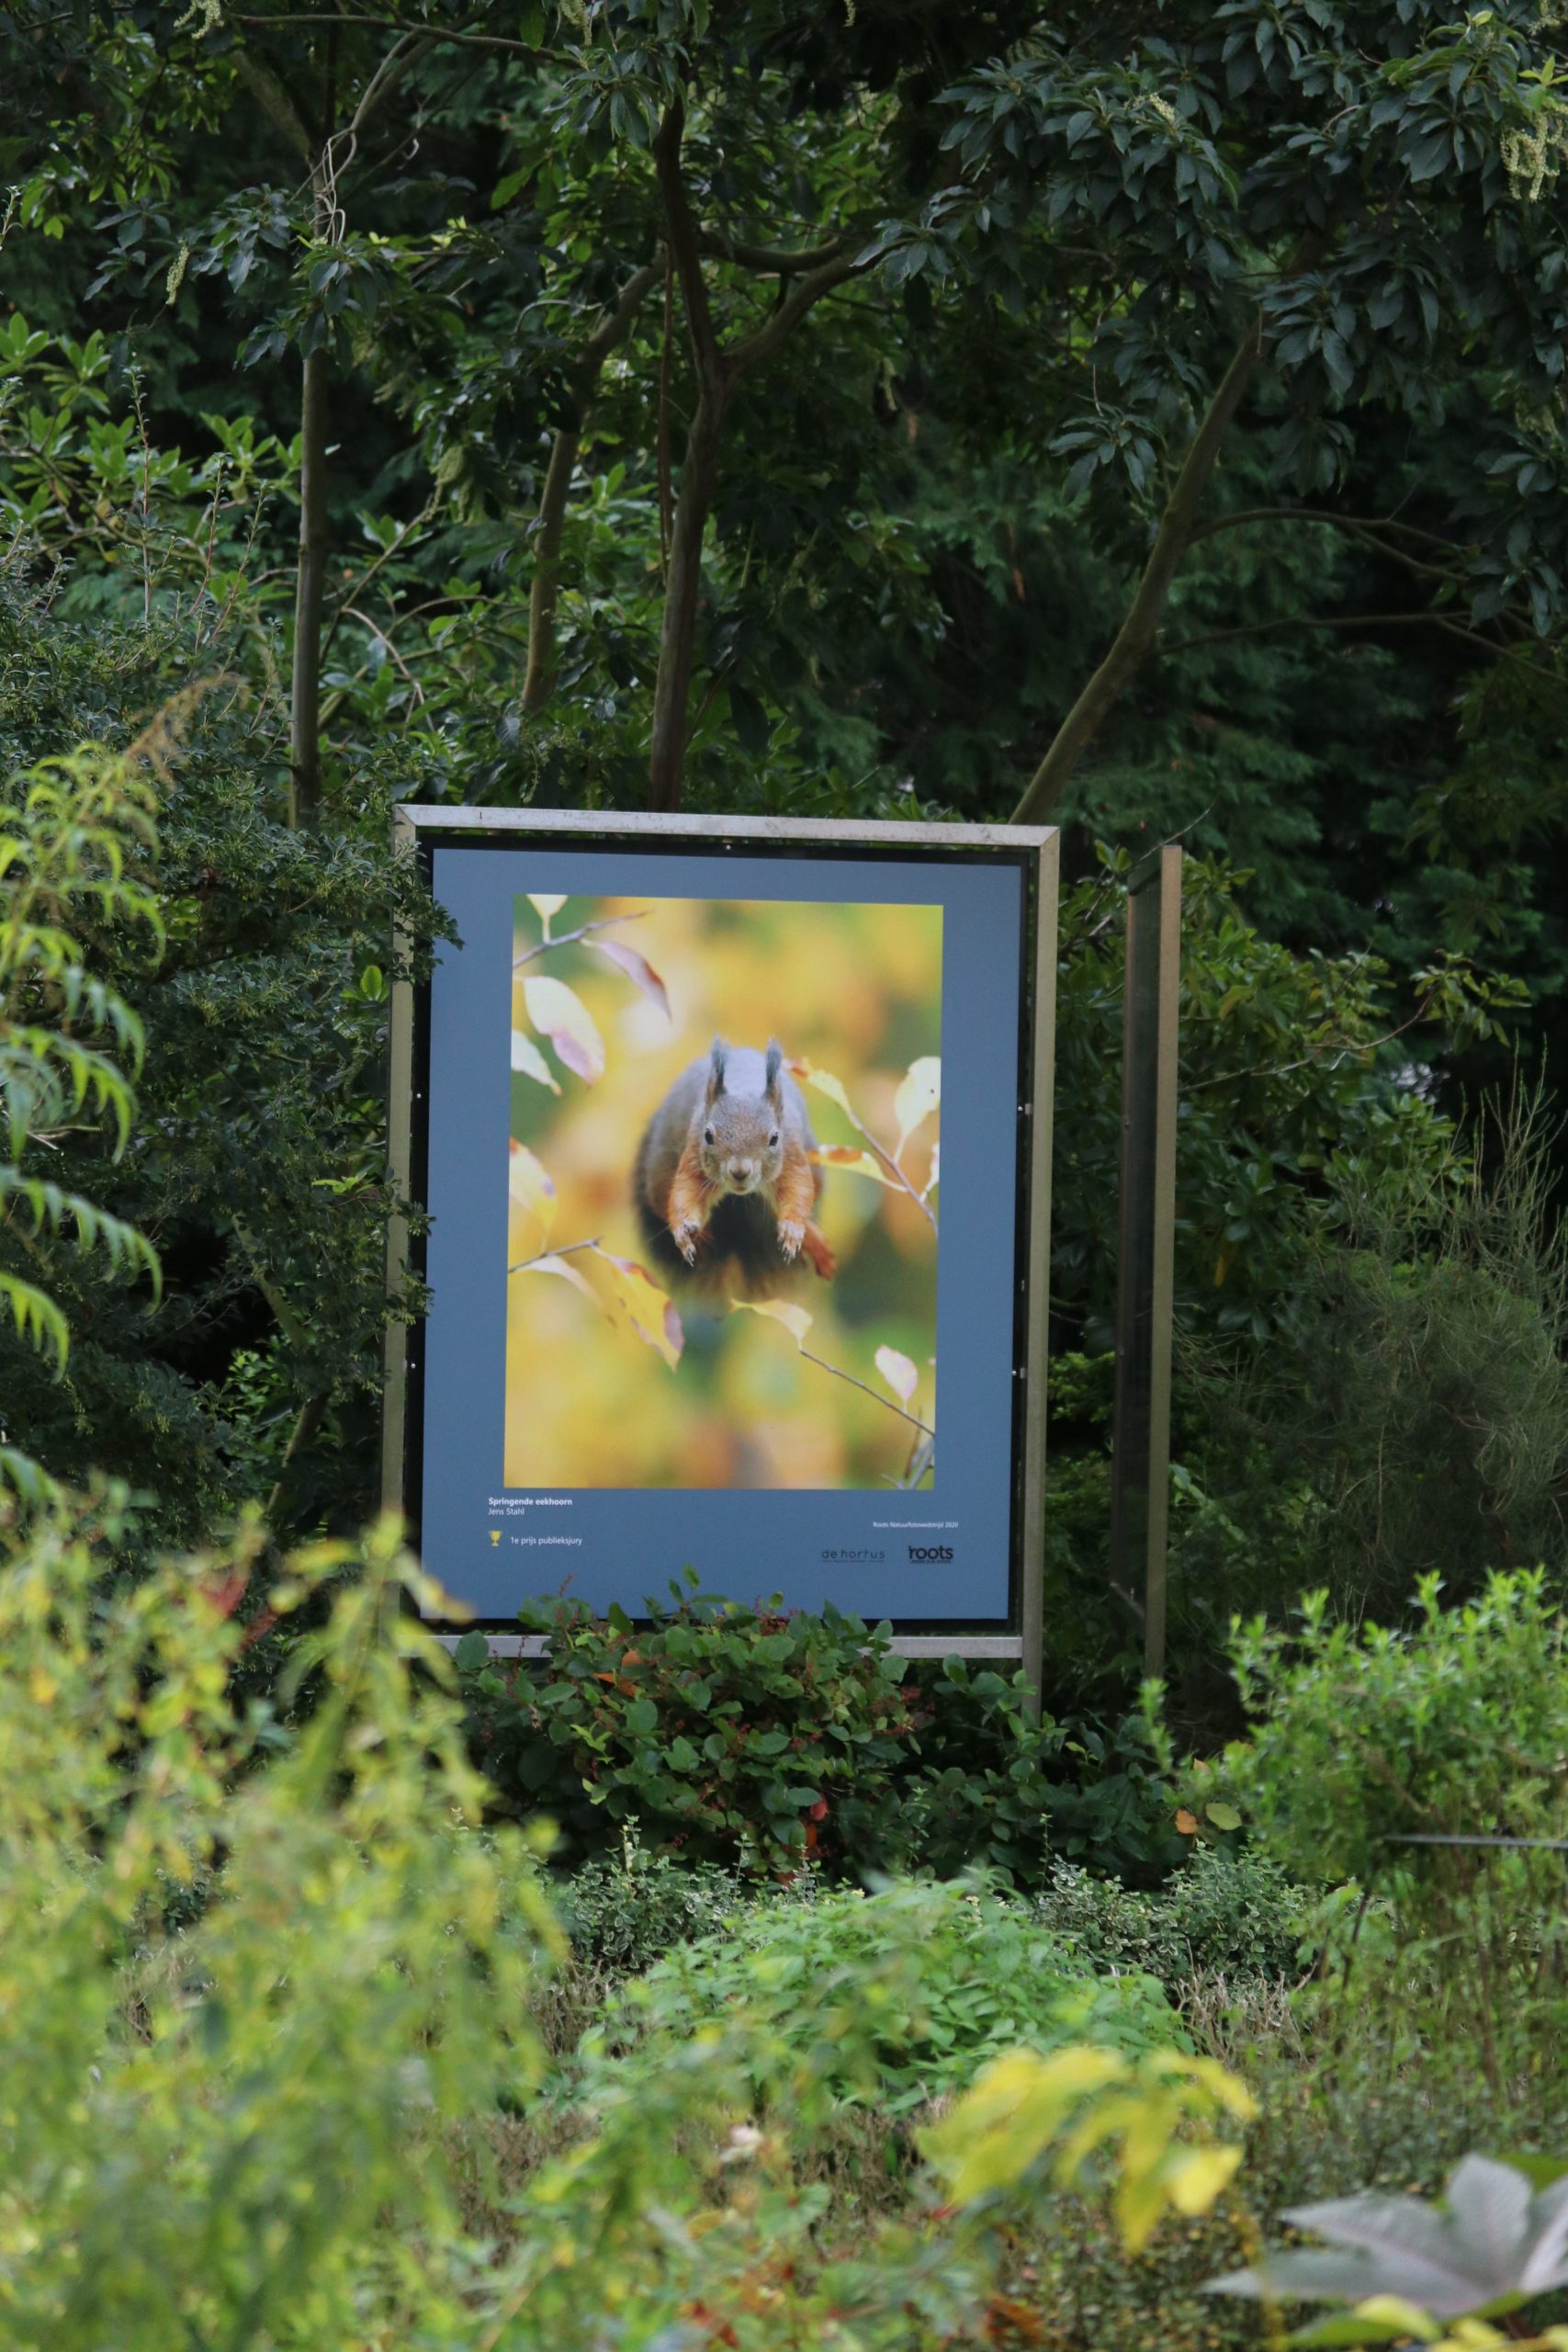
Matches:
[[382, 807, 1058, 1681], [1109, 842, 1182, 1678]]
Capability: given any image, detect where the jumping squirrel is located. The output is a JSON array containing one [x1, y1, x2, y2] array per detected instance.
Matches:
[[633, 1037, 836, 1295]]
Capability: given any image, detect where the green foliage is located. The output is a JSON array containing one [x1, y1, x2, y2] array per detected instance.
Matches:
[[1227, 1567, 1568, 2086], [1046, 849, 1481, 1709], [1229, 1569, 1568, 1891], [599, 1881, 1186, 2121], [0, 735, 164, 1485], [1180, 1090, 1568, 1624], [0, 1495, 560, 2348], [458, 1582, 919, 1874], [0, 1484, 1247, 2352], [1034, 1848, 1313, 1995], [553, 1830, 751, 1974], [902, 1655, 1183, 1886], [0, 588, 438, 1540], [460, 1587, 1187, 1885]]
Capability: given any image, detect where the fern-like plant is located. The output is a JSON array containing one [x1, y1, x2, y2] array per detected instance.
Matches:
[[0, 741, 163, 1487]]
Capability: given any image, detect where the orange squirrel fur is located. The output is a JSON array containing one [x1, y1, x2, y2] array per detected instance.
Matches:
[[634, 1037, 835, 1296]]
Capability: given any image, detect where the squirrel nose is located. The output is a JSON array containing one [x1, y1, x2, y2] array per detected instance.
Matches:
[[728, 1159, 753, 1182]]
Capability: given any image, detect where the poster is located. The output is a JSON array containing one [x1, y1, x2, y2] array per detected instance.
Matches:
[[391, 816, 1053, 1630]]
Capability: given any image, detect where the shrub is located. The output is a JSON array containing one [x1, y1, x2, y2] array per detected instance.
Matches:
[[1179, 1089, 1568, 1629], [596, 1881, 1186, 2120], [1227, 1568, 1568, 2087], [457, 1581, 919, 1874], [0, 1493, 1017, 2349], [895, 1658, 1183, 1886], [552, 1830, 752, 1973], [461, 1587, 1185, 1887], [1034, 1847, 1312, 1994], [1228, 1569, 1568, 1888]]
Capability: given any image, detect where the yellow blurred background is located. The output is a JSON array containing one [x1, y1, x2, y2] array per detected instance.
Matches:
[[504, 891, 942, 1489]]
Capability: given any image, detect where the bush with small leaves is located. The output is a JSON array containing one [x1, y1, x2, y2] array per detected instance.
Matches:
[[593, 1881, 1186, 2123]]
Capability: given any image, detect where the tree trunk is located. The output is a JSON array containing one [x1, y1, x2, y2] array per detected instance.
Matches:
[[649, 385, 726, 814], [290, 339, 330, 828]]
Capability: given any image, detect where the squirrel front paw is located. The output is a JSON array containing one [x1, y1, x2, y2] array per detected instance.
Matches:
[[673, 1216, 704, 1265], [777, 1218, 805, 1261]]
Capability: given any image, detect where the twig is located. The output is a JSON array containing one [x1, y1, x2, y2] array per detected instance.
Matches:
[[798, 1344, 934, 1437], [508, 1237, 600, 1275], [513, 912, 644, 968], [320, 492, 437, 666], [1186, 990, 1439, 1091], [819, 1097, 937, 1236], [1161, 608, 1540, 674]]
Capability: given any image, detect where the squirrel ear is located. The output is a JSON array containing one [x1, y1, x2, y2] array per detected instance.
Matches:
[[706, 1036, 728, 1101], [763, 1038, 784, 1104]]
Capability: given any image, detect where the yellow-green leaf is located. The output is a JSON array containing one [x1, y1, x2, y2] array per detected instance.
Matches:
[[894, 1055, 941, 1149], [1163, 2144, 1242, 2217], [809, 1145, 897, 1186], [507, 1140, 556, 1257], [598, 1251, 682, 1371], [520, 1252, 601, 1311], [732, 1297, 813, 1347], [523, 975, 604, 1083], [875, 1344, 919, 1404], [795, 1059, 854, 1117], [511, 1028, 561, 1092]]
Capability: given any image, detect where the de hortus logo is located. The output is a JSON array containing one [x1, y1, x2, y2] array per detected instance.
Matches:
[[908, 1542, 954, 1563]]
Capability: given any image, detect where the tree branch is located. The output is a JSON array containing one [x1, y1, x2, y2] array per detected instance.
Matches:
[[522, 259, 660, 712], [1010, 236, 1331, 827], [653, 96, 723, 397], [1160, 609, 1533, 668], [1188, 504, 1464, 555], [344, 25, 427, 139], [231, 48, 315, 164], [728, 249, 863, 376], [232, 12, 565, 62], [696, 230, 848, 274]]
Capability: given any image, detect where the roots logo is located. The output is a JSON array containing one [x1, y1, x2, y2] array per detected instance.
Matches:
[[908, 1543, 954, 1563]]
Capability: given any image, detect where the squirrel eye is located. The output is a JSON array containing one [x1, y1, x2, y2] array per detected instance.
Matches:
[[769, 1131, 780, 1147], [704, 1126, 715, 1146]]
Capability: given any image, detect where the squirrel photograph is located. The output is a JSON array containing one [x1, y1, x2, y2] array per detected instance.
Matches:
[[504, 885, 940, 1491], [635, 1036, 837, 1298]]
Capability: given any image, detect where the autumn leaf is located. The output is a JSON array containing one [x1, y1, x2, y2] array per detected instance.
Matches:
[[599, 1251, 682, 1371], [895, 1056, 941, 1151], [507, 1140, 556, 1257], [875, 1344, 919, 1404], [591, 935, 671, 1021], [1175, 1808, 1200, 1836], [732, 1297, 813, 1346], [521, 1252, 601, 1311], [523, 975, 604, 1083], [511, 1027, 561, 1093], [793, 1059, 854, 1118], [809, 1144, 898, 1186]]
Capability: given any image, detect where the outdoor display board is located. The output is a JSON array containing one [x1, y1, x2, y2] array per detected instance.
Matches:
[[384, 809, 1056, 1646]]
